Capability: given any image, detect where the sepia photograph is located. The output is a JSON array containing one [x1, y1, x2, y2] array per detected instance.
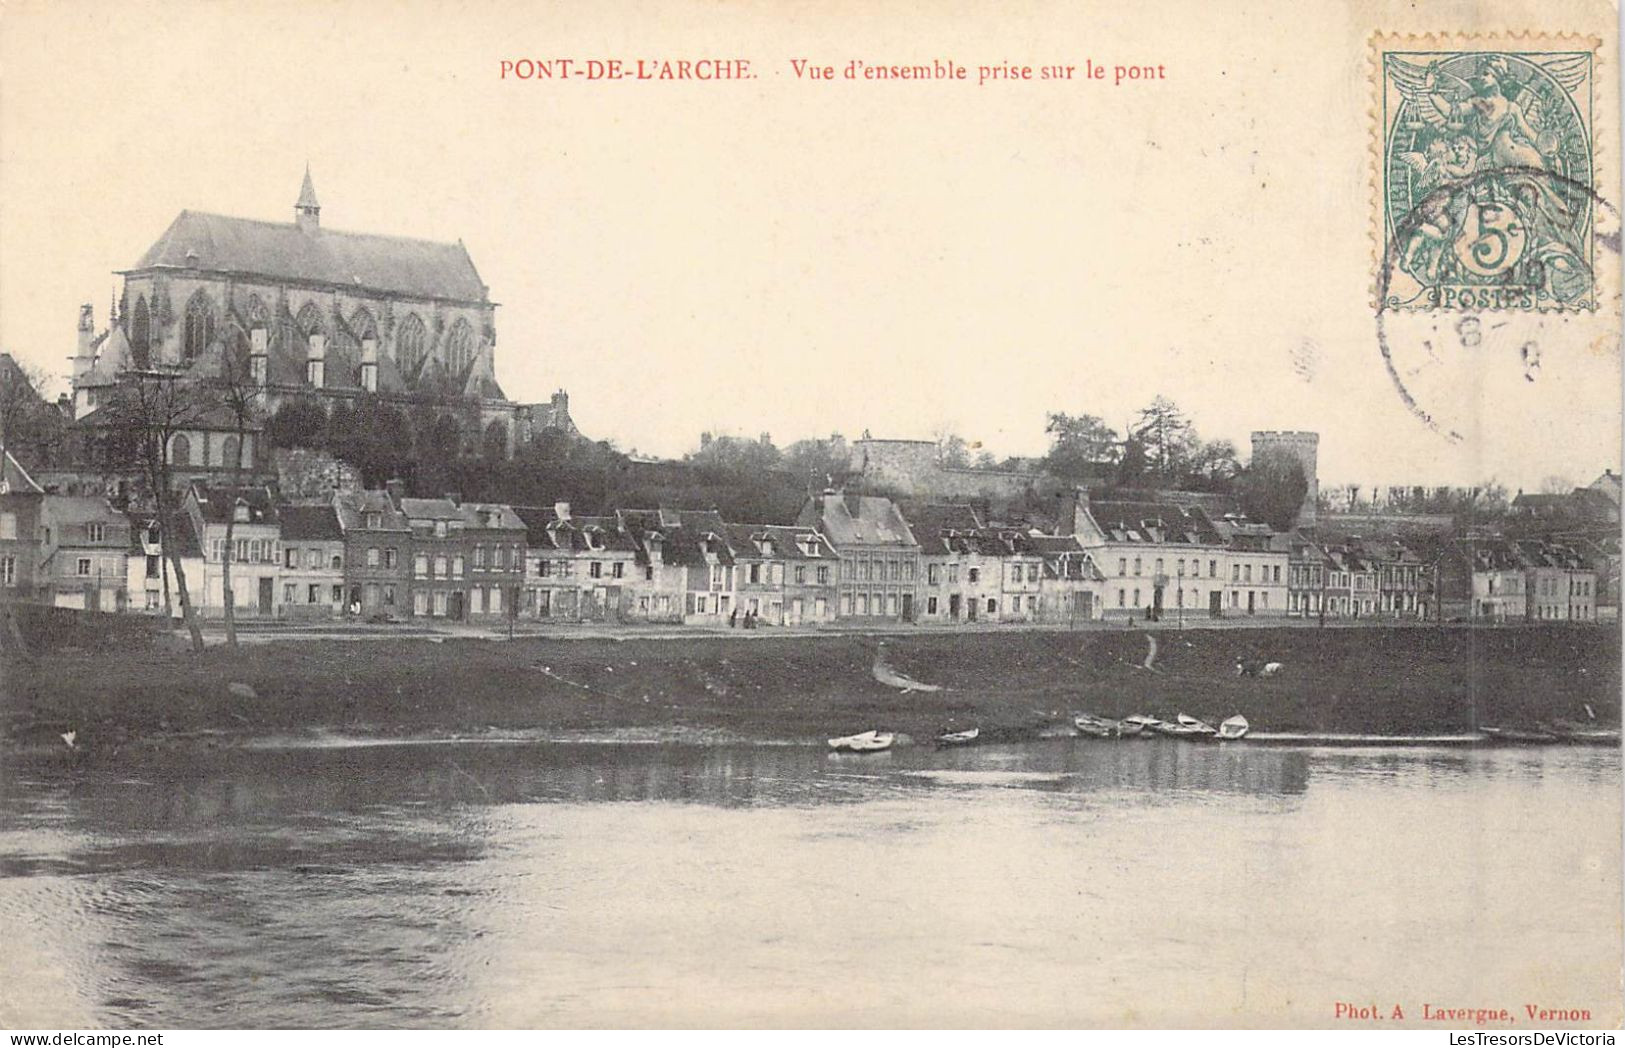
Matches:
[[0, 0, 1621, 1033]]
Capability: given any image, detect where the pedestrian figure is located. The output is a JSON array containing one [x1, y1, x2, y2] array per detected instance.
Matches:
[[729, 609, 737, 628]]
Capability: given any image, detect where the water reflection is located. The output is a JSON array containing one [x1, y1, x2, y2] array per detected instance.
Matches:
[[0, 739, 1618, 1028]]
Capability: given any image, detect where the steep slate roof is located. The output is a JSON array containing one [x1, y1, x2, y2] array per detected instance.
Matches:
[[798, 494, 917, 548], [460, 502, 525, 533], [618, 508, 737, 567], [512, 505, 639, 553], [124, 510, 202, 558], [1086, 501, 1225, 546], [897, 502, 984, 555], [129, 211, 489, 303], [279, 504, 343, 542], [723, 523, 838, 561], [332, 490, 411, 533], [189, 483, 278, 525], [2, 449, 44, 494], [397, 497, 465, 522]]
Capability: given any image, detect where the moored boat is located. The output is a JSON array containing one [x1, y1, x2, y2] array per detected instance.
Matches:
[[828, 730, 895, 753], [936, 727, 981, 747], [1121, 714, 1163, 734], [1546, 722, 1622, 746], [1072, 713, 1120, 738], [1176, 713, 1218, 736], [1216, 715, 1250, 741]]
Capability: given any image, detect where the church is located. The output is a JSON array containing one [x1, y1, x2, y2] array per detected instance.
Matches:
[[68, 170, 572, 487]]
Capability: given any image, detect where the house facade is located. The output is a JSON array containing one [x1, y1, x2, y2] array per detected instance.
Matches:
[[185, 484, 283, 617], [797, 492, 920, 621], [333, 488, 412, 618], [1063, 493, 1231, 621], [724, 523, 839, 625], [124, 510, 205, 616], [516, 503, 639, 622], [0, 451, 45, 602], [278, 504, 346, 619], [37, 496, 130, 611]]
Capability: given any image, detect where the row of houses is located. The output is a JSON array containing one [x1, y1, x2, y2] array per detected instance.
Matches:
[[1, 451, 1612, 626]]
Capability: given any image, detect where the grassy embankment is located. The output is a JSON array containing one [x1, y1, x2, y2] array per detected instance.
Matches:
[[2, 624, 1618, 753]]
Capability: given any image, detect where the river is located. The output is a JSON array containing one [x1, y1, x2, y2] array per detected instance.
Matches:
[[1, 738, 1619, 1028]]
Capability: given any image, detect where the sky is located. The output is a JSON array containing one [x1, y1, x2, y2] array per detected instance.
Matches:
[[1, 0, 1619, 490]]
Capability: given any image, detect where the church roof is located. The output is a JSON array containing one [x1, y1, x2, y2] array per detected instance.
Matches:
[[297, 167, 320, 210], [128, 210, 489, 304]]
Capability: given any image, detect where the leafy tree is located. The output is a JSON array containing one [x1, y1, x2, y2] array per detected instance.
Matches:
[[1043, 412, 1120, 482], [1184, 439, 1242, 488], [267, 398, 328, 449], [1116, 436, 1149, 487], [1238, 447, 1309, 530], [1132, 396, 1197, 477], [782, 433, 850, 489]]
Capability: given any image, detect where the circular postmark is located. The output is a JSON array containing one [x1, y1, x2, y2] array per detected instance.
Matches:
[[1376, 165, 1620, 443]]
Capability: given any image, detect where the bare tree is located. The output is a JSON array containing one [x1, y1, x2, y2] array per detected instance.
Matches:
[[102, 372, 209, 652], [205, 338, 265, 649]]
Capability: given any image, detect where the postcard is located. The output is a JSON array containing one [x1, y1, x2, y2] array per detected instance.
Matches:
[[0, 0, 1619, 1032]]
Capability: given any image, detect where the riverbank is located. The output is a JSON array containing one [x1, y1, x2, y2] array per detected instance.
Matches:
[[3, 624, 1618, 754]]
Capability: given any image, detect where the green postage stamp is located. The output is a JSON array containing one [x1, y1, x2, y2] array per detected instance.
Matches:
[[1376, 35, 1600, 311]]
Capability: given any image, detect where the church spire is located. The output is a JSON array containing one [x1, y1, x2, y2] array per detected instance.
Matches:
[[295, 165, 321, 233]]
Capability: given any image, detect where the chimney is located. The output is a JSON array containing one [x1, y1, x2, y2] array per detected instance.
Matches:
[[250, 327, 268, 387], [384, 478, 406, 507], [553, 500, 571, 522], [72, 303, 96, 383], [306, 333, 326, 387]]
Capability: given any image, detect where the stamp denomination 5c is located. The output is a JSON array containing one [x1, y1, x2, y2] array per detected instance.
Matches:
[[1375, 35, 1601, 311]]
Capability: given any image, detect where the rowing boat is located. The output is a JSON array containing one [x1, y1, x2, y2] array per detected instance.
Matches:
[[828, 730, 895, 753]]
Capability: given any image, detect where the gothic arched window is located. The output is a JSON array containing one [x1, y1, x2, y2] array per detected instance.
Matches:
[[445, 318, 475, 375], [221, 434, 242, 472], [169, 433, 192, 467], [183, 291, 215, 362], [350, 307, 378, 341], [129, 297, 151, 370], [397, 313, 427, 374], [296, 302, 325, 338]]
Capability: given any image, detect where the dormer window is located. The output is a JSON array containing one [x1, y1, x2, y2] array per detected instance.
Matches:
[[365, 511, 381, 529], [233, 501, 251, 523]]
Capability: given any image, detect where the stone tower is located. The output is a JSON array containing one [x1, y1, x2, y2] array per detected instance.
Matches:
[[1250, 430, 1319, 526]]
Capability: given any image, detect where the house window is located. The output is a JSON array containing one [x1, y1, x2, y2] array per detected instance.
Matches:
[[285, 547, 297, 568], [452, 556, 465, 578], [1273, 565, 1281, 583], [645, 566, 654, 581], [987, 598, 997, 614], [696, 596, 708, 614], [87, 523, 105, 543], [1155, 558, 1163, 575], [146, 554, 160, 579], [928, 596, 939, 614], [1134, 558, 1142, 575], [331, 585, 343, 603], [308, 584, 320, 603], [433, 591, 448, 616], [1118, 589, 1125, 607], [591, 562, 604, 579], [948, 564, 958, 584], [367, 547, 380, 567], [1118, 558, 1127, 576], [1244, 564, 1252, 583], [748, 563, 761, 584], [613, 562, 624, 579], [384, 548, 397, 569], [414, 554, 428, 578], [471, 586, 486, 615], [1209, 560, 1217, 577], [1011, 565, 1022, 584], [382, 584, 396, 606], [0, 513, 13, 540], [817, 566, 830, 585], [1027, 564, 1039, 583], [1, 556, 14, 586], [538, 560, 552, 578], [434, 521, 447, 538], [76, 557, 92, 576], [433, 555, 447, 577], [795, 565, 807, 584], [968, 567, 980, 583], [365, 512, 382, 529], [710, 565, 724, 587], [413, 591, 429, 615], [490, 585, 503, 614], [474, 546, 487, 568], [494, 547, 507, 569]]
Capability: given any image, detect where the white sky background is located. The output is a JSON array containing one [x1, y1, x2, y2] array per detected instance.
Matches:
[[1, 0, 1619, 490]]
